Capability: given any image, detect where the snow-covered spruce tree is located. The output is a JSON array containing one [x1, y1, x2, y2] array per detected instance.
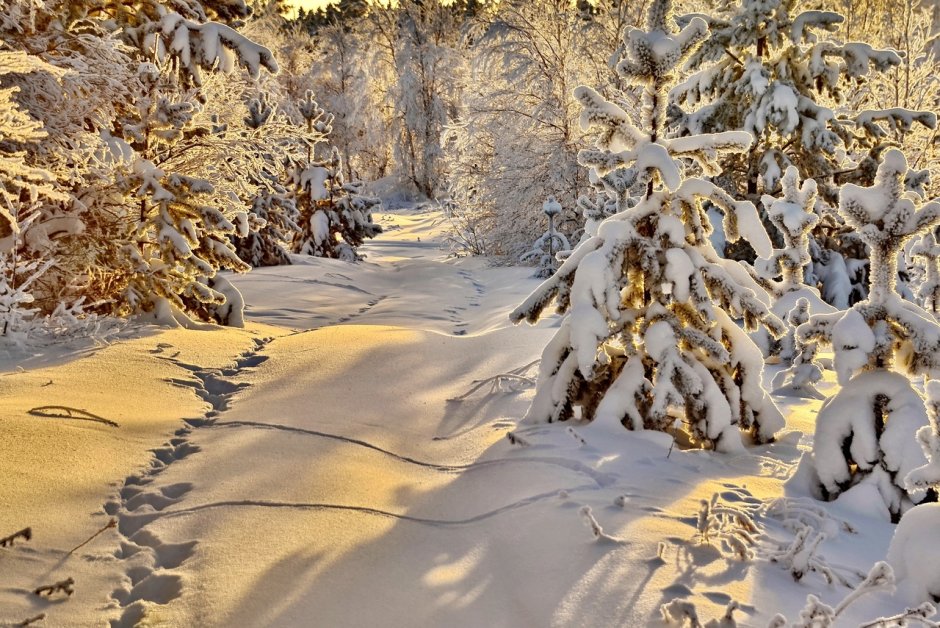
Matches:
[[232, 92, 300, 267], [520, 197, 571, 278], [792, 150, 940, 519], [755, 167, 819, 296], [510, 0, 787, 451], [671, 0, 928, 201], [292, 145, 382, 261], [287, 92, 382, 261], [671, 0, 935, 307], [109, 58, 268, 326], [888, 380, 940, 603]]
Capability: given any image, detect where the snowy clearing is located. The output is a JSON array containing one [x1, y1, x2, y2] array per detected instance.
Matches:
[[0, 204, 924, 627]]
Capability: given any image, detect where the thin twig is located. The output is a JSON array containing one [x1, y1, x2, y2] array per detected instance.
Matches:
[[28, 406, 118, 428], [18, 613, 45, 626], [33, 577, 74, 597], [67, 518, 116, 556], [0, 527, 32, 547]]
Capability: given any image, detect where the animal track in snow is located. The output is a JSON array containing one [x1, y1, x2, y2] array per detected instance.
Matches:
[[336, 295, 389, 324], [106, 336, 275, 625]]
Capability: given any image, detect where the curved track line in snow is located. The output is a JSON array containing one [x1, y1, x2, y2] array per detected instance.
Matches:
[[121, 485, 597, 530], [206, 420, 615, 486]]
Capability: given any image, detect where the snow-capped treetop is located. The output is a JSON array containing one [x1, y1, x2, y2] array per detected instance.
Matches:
[[244, 91, 275, 130], [839, 149, 940, 305], [755, 166, 819, 295], [542, 196, 562, 217], [298, 90, 333, 135]]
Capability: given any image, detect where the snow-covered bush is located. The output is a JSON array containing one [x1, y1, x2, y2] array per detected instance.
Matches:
[[520, 197, 570, 278], [510, 0, 786, 451], [888, 380, 940, 603], [789, 150, 940, 519], [443, 0, 595, 258]]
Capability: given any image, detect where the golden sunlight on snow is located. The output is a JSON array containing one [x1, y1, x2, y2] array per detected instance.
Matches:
[[0, 326, 270, 548]]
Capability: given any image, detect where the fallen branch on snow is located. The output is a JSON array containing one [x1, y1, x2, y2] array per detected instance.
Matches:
[[27, 406, 118, 428]]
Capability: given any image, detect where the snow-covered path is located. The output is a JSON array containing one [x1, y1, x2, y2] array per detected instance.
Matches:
[[0, 205, 912, 627], [102, 207, 581, 627]]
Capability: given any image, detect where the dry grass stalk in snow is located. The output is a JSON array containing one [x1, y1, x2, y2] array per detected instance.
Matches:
[[67, 518, 116, 556]]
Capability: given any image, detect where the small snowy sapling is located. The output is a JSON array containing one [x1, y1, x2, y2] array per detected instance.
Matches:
[[520, 197, 571, 278]]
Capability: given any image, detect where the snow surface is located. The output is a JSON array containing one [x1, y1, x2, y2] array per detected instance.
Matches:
[[0, 204, 932, 626]]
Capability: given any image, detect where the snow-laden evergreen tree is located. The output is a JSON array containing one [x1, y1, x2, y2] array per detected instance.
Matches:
[[751, 166, 836, 360], [104, 63, 255, 325], [671, 0, 936, 308], [672, 0, 924, 201], [754, 167, 819, 296], [888, 380, 940, 603], [0, 0, 282, 325], [233, 92, 299, 267], [511, 0, 787, 452], [520, 197, 570, 278], [292, 147, 382, 261], [782, 150, 940, 519], [289, 94, 382, 261]]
